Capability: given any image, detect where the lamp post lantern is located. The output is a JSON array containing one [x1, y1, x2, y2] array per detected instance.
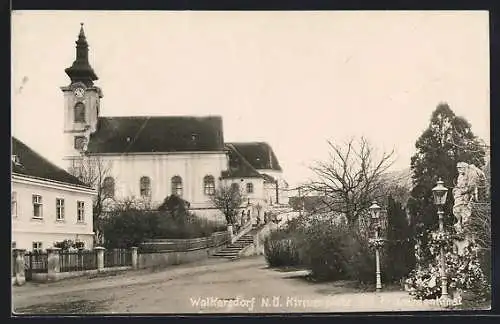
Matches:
[[432, 179, 449, 300], [369, 200, 383, 292]]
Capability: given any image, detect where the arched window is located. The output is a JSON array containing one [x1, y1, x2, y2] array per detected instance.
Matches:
[[171, 176, 183, 197], [246, 182, 254, 194], [140, 176, 151, 198], [102, 177, 115, 198], [203, 175, 216, 196], [74, 102, 86, 123]]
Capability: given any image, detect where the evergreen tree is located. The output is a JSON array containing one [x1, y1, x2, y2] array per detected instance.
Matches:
[[408, 103, 485, 260], [383, 195, 415, 282]]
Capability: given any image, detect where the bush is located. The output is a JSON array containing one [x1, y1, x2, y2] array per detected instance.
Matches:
[[263, 216, 378, 283], [405, 230, 490, 300], [264, 230, 303, 267], [302, 220, 377, 282], [102, 200, 226, 249], [53, 239, 85, 251]]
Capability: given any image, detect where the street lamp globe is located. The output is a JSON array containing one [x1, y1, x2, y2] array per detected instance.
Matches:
[[369, 201, 381, 220], [432, 179, 448, 206]]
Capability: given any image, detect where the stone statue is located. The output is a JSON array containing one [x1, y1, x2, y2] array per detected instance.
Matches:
[[452, 162, 486, 233]]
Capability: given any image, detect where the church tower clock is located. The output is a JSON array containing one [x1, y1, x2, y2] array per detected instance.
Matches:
[[61, 23, 103, 170]]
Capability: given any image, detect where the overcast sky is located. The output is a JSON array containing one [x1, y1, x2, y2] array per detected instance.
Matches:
[[12, 11, 490, 188]]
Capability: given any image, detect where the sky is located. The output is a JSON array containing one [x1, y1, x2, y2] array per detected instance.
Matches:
[[11, 11, 490, 189]]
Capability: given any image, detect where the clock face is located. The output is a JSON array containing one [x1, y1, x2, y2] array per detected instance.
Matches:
[[74, 87, 85, 98]]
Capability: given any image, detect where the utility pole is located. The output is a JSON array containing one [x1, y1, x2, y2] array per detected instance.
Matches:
[[275, 179, 279, 205], [298, 186, 303, 217]]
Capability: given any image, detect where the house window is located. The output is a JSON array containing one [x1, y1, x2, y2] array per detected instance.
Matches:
[[11, 192, 17, 218], [32, 195, 43, 218], [103, 177, 115, 198], [56, 198, 65, 220], [77, 201, 85, 222], [246, 183, 254, 194], [74, 136, 87, 150], [32, 241, 42, 252], [171, 176, 183, 197], [140, 176, 151, 198], [203, 175, 215, 195], [74, 102, 86, 123], [12, 241, 16, 249]]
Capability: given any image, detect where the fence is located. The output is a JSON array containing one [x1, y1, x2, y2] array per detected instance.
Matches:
[[25, 252, 48, 273], [59, 250, 98, 273], [140, 231, 230, 252], [104, 249, 132, 268]]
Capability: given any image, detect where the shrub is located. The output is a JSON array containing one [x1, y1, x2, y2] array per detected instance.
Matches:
[[264, 233, 302, 268], [405, 230, 490, 300], [53, 239, 85, 251], [102, 200, 226, 249]]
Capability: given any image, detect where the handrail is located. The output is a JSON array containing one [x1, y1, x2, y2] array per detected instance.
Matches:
[[231, 222, 253, 244]]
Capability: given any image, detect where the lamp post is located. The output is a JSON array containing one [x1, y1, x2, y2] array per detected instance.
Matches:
[[432, 179, 449, 300], [369, 201, 383, 292]]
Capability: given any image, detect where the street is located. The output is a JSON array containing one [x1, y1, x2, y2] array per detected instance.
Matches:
[[12, 255, 445, 314]]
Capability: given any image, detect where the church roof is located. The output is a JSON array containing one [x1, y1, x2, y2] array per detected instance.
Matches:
[[225, 142, 282, 172], [222, 144, 263, 179], [261, 173, 277, 183], [86, 116, 224, 154], [11, 137, 90, 188]]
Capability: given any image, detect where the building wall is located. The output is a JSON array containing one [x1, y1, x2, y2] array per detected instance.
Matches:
[[85, 152, 229, 209], [260, 169, 289, 205], [12, 176, 96, 251]]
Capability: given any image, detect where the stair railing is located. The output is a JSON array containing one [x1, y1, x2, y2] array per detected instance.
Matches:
[[231, 221, 253, 244]]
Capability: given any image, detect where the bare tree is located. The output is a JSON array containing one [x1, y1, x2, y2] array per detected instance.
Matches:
[[211, 184, 245, 225], [68, 154, 112, 245], [306, 137, 396, 228]]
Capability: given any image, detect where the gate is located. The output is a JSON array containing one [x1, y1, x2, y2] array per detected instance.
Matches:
[[24, 252, 48, 281]]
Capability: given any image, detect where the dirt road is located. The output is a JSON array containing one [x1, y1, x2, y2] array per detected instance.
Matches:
[[12, 255, 445, 314]]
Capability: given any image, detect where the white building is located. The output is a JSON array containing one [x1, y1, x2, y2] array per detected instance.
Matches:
[[61, 24, 289, 222], [11, 137, 96, 251]]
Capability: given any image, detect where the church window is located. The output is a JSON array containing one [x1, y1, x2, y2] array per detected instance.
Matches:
[[103, 177, 115, 198], [171, 176, 183, 197], [140, 176, 151, 198], [203, 175, 215, 195], [74, 102, 86, 123]]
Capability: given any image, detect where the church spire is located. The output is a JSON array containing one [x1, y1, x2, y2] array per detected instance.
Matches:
[[65, 23, 99, 86]]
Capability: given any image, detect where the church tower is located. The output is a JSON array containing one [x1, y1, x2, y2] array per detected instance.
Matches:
[[61, 23, 103, 169]]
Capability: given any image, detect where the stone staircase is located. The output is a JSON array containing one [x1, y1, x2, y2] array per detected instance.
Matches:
[[211, 233, 255, 260]]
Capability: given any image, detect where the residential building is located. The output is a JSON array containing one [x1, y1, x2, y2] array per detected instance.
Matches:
[[11, 137, 96, 251]]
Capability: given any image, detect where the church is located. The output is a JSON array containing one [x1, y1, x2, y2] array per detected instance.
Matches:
[[62, 24, 289, 222]]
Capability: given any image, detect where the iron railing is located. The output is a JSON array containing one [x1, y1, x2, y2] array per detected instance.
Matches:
[[25, 252, 48, 273], [104, 249, 132, 268], [59, 250, 98, 272]]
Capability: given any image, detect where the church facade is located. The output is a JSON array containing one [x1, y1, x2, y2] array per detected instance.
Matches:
[[61, 24, 288, 222]]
